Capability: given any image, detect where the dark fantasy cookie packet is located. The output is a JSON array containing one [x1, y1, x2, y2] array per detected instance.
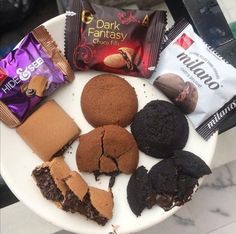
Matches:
[[149, 20, 236, 140], [65, 0, 167, 78]]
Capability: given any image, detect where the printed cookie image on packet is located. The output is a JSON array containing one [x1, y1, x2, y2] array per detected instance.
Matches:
[[65, 0, 167, 78], [0, 25, 74, 128]]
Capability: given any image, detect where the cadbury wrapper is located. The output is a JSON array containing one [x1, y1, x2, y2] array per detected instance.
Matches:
[[65, 0, 167, 78], [0, 26, 74, 128], [149, 20, 236, 140]]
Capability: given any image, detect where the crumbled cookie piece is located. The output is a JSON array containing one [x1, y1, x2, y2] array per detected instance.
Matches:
[[127, 150, 211, 215]]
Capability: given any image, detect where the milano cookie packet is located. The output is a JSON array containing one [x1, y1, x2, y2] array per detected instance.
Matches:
[[0, 26, 74, 128], [149, 20, 236, 140], [65, 0, 167, 78]]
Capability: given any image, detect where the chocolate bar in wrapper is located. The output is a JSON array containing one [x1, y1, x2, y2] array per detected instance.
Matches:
[[0, 26, 74, 128]]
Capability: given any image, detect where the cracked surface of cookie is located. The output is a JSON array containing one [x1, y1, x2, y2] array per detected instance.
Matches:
[[76, 125, 139, 178], [131, 100, 189, 158], [81, 74, 138, 127], [127, 150, 211, 216]]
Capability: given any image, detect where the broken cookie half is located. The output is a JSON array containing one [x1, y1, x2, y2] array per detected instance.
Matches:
[[32, 157, 70, 206], [76, 125, 139, 187], [127, 150, 211, 216], [32, 158, 114, 226], [63, 171, 114, 226]]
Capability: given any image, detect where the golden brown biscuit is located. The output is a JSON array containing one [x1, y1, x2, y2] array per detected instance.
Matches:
[[17, 100, 81, 161], [89, 186, 113, 220], [81, 74, 138, 127], [104, 47, 134, 70], [64, 171, 88, 201]]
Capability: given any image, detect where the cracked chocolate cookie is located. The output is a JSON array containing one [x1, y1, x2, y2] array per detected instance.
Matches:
[[63, 171, 114, 226], [127, 150, 211, 216], [130, 100, 189, 158], [81, 74, 138, 127], [76, 125, 139, 183], [32, 157, 70, 205]]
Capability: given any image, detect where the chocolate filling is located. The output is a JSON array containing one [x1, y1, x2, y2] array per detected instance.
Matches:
[[32, 167, 64, 202], [175, 82, 191, 102], [119, 49, 134, 71], [63, 189, 108, 226], [83, 193, 108, 226], [94, 170, 119, 188], [53, 139, 75, 157], [63, 190, 87, 215]]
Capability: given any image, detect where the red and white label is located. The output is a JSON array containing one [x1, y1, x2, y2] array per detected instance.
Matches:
[[175, 33, 194, 50]]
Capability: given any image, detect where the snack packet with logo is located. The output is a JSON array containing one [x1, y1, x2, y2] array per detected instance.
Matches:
[[65, 0, 167, 78], [149, 20, 236, 140], [0, 26, 74, 128]]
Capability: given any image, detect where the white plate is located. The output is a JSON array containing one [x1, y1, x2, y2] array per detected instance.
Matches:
[[0, 14, 218, 234]]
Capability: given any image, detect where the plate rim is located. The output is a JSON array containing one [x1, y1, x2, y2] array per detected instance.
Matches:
[[0, 14, 218, 234]]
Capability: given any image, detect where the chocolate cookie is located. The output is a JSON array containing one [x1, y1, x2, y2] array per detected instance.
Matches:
[[127, 150, 211, 216], [126, 166, 155, 216], [81, 74, 138, 127], [130, 100, 189, 158], [104, 47, 134, 70], [33, 159, 114, 226], [32, 157, 71, 205], [154, 73, 198, 114], [76, 125, 139, 183], [63, 171, 114, 226]]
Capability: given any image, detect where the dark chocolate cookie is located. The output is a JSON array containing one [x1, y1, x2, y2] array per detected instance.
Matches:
[[131, 100, 189, 158], [148, 151, 210, 211], [172, 150, 211, 178], [127, 166, 155, 216], [127, 150, 211, 215]]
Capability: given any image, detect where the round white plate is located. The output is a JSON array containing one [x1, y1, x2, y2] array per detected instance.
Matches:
[[0, 14, 217, 234]]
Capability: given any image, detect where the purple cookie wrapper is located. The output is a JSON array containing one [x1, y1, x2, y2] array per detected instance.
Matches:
[[0, 25, 74, 127]]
